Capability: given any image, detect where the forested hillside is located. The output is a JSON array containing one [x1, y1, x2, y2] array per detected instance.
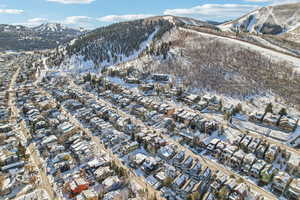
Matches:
[[65, 18, 174, 66]]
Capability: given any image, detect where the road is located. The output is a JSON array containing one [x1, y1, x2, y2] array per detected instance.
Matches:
[[67, 79, 277, 200], [38, 87, 165, 200], [8, 67, 58, 200], [231, 119, 300, 156]]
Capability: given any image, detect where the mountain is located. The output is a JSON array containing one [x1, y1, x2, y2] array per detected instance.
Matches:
[[0, 23, 83, 51], [44, 14, 300, 108], [219, 3, 300, 35], [33, 23, 85, 34], [51, 16, 214, 70]]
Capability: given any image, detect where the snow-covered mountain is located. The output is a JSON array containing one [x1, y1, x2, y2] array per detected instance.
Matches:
[[33, 23, 85, 33], [34, 13, 300, 110], [219, 3, 300, 35], [0, 23, 84, 51], [51, 16, 213, 70]]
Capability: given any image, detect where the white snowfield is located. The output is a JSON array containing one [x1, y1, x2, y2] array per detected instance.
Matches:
[[182, 28, 300, 72]]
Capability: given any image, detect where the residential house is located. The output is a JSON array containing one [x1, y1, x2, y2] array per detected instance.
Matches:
[[68, 178, 89, 198], [229, 149, 246, 169], [250, 159, 267, 178], [265, 144, 279, 163], [95, 166, 113, 182], [286, 152, 300, 177], [241, 153, 256, 173], [285, 178, 300, 200], [271, 171, 292, 194]]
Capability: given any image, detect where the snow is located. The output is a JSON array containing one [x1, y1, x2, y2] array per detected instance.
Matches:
[[247, 15, 257, 33], [288, 126, 300, 146], [182, 27, 300, 72], [219, 5, 300, 35], [57, 27, 160, 74], [250, 36, 292, 54]]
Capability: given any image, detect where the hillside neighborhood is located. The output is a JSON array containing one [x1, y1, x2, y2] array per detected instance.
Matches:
[[1, 1, 300, 200], [1, 49, 300, 200]]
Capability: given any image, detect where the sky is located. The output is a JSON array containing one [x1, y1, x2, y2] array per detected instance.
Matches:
[[0, 0, 299, 29]]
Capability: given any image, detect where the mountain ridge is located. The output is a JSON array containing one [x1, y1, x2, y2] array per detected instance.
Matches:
[[218, 2, 300, 36]]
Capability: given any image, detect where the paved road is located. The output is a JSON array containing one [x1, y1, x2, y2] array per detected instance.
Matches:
[[39, 87, 164, 200], [8, 67, 58, 200]]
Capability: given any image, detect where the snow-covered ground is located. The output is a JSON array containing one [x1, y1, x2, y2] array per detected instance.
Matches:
[[181, 27, 300, 72], [57, 27, 160, 74]]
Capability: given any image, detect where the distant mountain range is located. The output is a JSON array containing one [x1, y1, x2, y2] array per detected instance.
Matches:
[[219, 2, 300, 36], [0, 23, 85, 51]]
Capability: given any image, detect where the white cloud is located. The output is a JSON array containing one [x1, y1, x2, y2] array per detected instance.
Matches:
[[28, 18, 49, 24], [244, 0, 272, 2], [63, 16, 92, 24], [244, 0, 300, 3], [271, 0, 300, 4], [46, 0, 95, 4], [0, 9, 24, 14], [164, 4, 259, 21], [97, 14, 153, 23]]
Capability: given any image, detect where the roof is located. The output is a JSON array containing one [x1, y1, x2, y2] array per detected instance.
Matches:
[[102, 176, 120, 188]]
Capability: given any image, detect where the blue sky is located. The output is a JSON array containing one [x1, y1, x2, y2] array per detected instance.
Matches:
[[0, 0, 299, 29]]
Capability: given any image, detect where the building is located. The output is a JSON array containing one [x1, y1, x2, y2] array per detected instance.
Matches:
[[271, 171, 292, 194], [285, 178, 300, 200], [68, 178, 89, 197]]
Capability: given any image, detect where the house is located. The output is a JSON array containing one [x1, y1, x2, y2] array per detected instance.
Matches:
[[141, 156, 159, 174], [239, 136, 252, 152], [232, 134, 245, 146], [229, 150, 246, 169], [102, 176, 123, 191], [190, 160, 202, 176], [279, 116, 298, 132], [57, 122, 77, 136], [250, 159, 267, 178], [247, 138, 261, 153], [263, 113, 278, 126], [158, 145, 176, 160], [152, 74, 170, 82], [265, 144, 279, 163], [207, 138, 221, 152], [182, 94, 201, 105], [255, 141, 269, 159], [173, 151, 185, 164], [183, 179, 198, 194], [103, 190, 122, 200], [146, 175, 161, 190], [241, 153, 256, 173], [285, 178, 300, 200], [173, 174, 189, 189], [260, 165, 278, 185], [271, 171, 292, 194], [124, 141, 139, 154], [211, 171, 228, 193], [68, 178, 89, 197], [286, 152, 300, 177], [76, 189, 98, 200], [228, 183, 250, 200], [0, 161, 25, 172], [219, 145, 238, 163], [224, 178, 238, 192], [130, 153, 147, 167], [95, 166, 113, 182], [154, 170, 168, 183], [212, 141, 227, 159], [249, 113, 263, 123], [41, 135, 57, 146]]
